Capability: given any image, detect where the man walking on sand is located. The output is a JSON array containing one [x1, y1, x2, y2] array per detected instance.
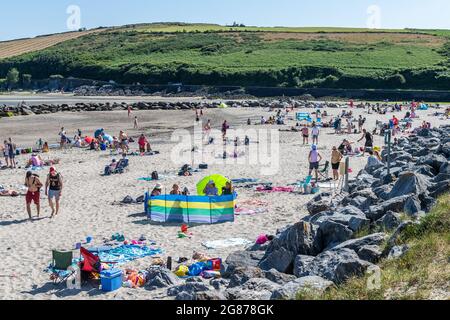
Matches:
[[45, 167, 63, 218], [7, 138, 17, 169], [25, 171, 43, 220]]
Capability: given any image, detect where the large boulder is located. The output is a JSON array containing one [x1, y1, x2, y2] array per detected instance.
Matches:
[[224, 250, 265, 276], [293, 255, 315, 278], [356, 245, 382, 263], [311, 206, 370, 233], [367, 195, 411, 221], [417, 154, 448, 174], [329, 233, 387, 253], [301, 248, 373, 284], [307, 199, 331, 215], [388, 172, 431, 199], [146, 267, 182, 290], [264, 269, 297, 285], [270, 276, 334, 300], [228, 267, 265, 288], [259, 222, 320, 273], [316, 220, 354, 250], [376, 211, 402, 231], [226, 278, 281, 300], [167, 281, 212, 297]]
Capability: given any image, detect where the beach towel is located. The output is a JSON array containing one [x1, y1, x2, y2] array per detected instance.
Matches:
[[202, 238, 252, 249], [97, 245, 162, 265], [255, 186, 294, 193]]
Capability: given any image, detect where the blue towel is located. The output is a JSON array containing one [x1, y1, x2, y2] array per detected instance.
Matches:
[[97, 245, 162, 264]]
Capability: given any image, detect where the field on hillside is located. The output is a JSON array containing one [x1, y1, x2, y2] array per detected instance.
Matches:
[[1, 23, 450, 90], [0, 29, 107, 60]]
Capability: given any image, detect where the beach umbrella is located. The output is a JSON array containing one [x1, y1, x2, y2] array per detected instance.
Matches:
[[196, 174, 230, 196]]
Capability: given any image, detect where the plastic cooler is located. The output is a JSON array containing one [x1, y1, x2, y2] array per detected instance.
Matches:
[[100, 269, 123, 292]]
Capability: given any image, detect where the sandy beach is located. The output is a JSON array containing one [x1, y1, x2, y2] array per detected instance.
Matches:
[[0, 100, 448, 300]]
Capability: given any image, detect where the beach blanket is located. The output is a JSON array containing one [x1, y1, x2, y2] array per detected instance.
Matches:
[[97, 245, 162, 264], [137, 175, 170, 182], [235, 208, 268, 215], [202, 238, 252, 249], [239, 199, 269, 206], [255, 186, 294, 193]]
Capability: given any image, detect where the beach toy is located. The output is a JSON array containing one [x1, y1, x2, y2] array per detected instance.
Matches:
[[181, 224, 189, 234], [206, 258, 222, 271], [177, 232, 188, 239], [188, 262, 208, 276], [174, 265, 189, 277], [86, 236, 93, 244]]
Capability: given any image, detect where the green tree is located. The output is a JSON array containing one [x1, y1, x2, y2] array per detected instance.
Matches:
[[6, 68, 20, 89], [22, 74, 32, 87]]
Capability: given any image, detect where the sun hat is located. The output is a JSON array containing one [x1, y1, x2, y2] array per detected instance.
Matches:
[[373, 146, 381, 152], [311, 144, 317, 151], [155, 184, 162, 190]]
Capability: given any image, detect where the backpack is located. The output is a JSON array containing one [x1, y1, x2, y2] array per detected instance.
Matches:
[[151, 171, 159, 180]]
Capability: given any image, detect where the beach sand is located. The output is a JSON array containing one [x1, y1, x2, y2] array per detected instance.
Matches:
[[0, 102, 448, 300]]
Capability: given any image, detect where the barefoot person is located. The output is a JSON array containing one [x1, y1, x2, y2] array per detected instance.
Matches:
[[25, 171, 43, 220], [45, 167, 63, 218], [7, 138, 16, 168], [357, 129, 374, 156], [331, 146, 343, 180], [308, 144, 323, 182]]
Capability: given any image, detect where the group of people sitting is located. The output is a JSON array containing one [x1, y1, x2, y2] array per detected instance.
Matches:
[[149, 180, 235, 198], [25, 153, 60, 169], [150, 183, 190, 196]]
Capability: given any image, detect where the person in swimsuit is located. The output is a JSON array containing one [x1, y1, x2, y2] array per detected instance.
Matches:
[[2, 140, 9, 168], [25, 171, 43, 220], [331, 146, 343, 180], [358, 129, 374, 156], [119, 131, 129, 153], [45, 167, 63, 218], [301, 125, 309, 145], [7, 138, 16, 169], [308, 144, 323, 182]]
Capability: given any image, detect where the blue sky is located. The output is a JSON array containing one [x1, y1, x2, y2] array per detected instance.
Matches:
[[1, 0, 450, 41]]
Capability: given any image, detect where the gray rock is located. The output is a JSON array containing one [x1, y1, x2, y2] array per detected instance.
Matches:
[[385, 221, 415, 252], [357, 245, 382, 263], [210, 278, 229, 290], [224, 250, 265, 276], [388, 172, 431, 199], [195, 291, 227, 300], [258, 247, 294, 273], [259, 221, 320, 273], [264, 269, 297, 285], [301, 248, 373, 284], [228, 266, 265, 288], [167, 282, 211, 297], [376, 211, 402, 231], [145, 266, 181, 290], [293, 255, 315, 278], [330, 233, 387, 252], [226, 278, 281, 300], [387, 245, 409, 260], [307, 199, 331, 215], [367, 195, 410, 221], [418, 153, 448, 173], [175, 292, 195, 300], [349, 196, 372, 212], [270, 276, 334, 300], [317, 220, 354, 250], [404, 196, 422, 216]]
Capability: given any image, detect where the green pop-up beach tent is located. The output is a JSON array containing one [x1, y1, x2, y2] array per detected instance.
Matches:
[[196, 174, 230, 196]]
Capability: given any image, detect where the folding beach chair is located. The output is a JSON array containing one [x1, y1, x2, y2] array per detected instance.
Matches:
[[318, 161, 330, 181], [50, 250, 75, 285], [80, 247, 101, 273], [114, 158, 129, 174]]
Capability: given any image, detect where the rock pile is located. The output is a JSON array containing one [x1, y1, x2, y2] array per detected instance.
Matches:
[[0, 99, 345, 118], [157, 125, 449, 300]]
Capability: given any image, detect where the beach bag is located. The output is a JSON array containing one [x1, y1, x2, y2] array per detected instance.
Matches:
[[199, 163, 208, 169], [206, 258, 222, 271], [151, 171, 159, 180], [188, 262, 208, 277]]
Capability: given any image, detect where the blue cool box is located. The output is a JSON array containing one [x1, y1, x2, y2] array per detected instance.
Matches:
[[100, 269, 123, 292]]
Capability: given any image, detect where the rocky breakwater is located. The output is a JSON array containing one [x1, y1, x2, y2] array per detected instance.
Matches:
[[0, 99, 342, 118], [149, 125, 449, 300]]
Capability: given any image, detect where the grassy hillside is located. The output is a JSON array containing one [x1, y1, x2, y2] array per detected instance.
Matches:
[[1, 23, 450, 90], [297, 193, 450, 300]]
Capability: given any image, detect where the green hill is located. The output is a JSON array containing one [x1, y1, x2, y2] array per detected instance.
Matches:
[[1, 23, 450, 90]]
